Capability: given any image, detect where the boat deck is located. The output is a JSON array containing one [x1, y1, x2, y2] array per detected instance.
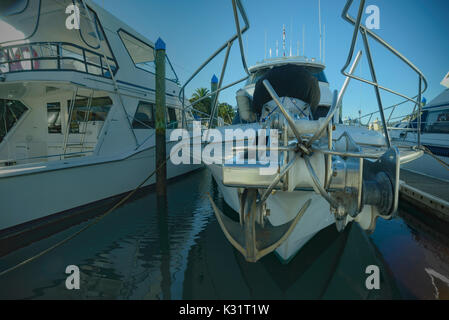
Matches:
[[400, 170, 449, 222]]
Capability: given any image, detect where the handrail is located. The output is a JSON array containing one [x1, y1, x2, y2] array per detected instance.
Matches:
[[342, 0, 428, 91], [0, 41, 116, 78], [178, 0, 250, 129], [340, 0, 428, 147], [0, 151, 93, 166]]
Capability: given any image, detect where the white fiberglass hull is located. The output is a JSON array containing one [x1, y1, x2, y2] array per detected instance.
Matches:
[[0, 142, 202, 232], [207, 163, 335, 263]]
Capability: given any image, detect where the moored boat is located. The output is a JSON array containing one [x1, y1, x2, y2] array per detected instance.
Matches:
[[0, 0, 202, 234]]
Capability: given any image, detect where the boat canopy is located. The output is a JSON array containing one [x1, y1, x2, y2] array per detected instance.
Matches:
[[0, 0, 116, 76], [1, 0, 113, 55]]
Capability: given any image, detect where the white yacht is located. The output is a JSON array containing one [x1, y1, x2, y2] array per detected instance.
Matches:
[[197, 0, 424, 264], [0, 0, 201, 234], [207, 56, 399, 263], [391, 79, 449, 182]]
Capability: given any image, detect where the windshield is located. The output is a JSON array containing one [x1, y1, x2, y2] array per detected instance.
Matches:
[[246, 66, 328, 85]]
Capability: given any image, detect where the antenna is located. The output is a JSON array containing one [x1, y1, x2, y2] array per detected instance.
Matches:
[[290, 19, 293, 57], [264, 31, 267, 59], [323, 24, 326, 64], [282, 24, 286, 57], [318, 0, 322, 61], [302, 25, 305, 56]]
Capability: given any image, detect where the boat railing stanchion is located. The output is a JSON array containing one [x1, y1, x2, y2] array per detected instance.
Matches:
[[340, 0, 428, 142], [325, 122, 333, 189], [418, 76, 422, 147], [306, 51, 363, 148], [207, 40, 233, 132], [361, 29, 391, 148], [178, 0, 250, 131], [62, 87, 78, 158]]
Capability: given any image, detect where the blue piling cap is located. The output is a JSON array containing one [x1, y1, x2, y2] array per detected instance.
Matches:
[[155, 38, 166, 50], [211, 74, 218, 84], [422, 97, 427, 104]]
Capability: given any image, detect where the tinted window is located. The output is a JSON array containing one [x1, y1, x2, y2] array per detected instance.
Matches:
[[0, 99, 28, 143], [67, 97, 113, 134], [313, 71, 328, 83], [133, 101, 155, 129], [167, 107, 177, 128], [0, 0, 28, 16], [48, 102, 62, 134], [246, 68, 328, 85], [424, 108, 449, 134], [118, 30, 155, 73]]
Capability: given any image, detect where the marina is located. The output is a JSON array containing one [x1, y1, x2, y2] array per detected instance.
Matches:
[[0, 168, 449, 299], [0, 0, 449, 302]]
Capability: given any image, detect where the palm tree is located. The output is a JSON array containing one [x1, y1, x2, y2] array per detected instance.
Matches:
[[190, 88, 212, 118], [191, 88, 210, 101], [218, 103, 236, 125]]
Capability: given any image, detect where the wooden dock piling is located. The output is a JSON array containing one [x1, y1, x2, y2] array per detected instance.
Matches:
[[155, 38, 167, 197]]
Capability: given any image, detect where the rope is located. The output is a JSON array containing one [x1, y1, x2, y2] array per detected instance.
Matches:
[[418, 145, 449, 171], [0, 155, 171, 277]]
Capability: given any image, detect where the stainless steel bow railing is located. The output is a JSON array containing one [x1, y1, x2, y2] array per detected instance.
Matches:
[[340, 0, 428, 148]]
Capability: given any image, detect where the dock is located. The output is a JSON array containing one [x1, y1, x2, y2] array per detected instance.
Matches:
[[400, 170, 449, 223]]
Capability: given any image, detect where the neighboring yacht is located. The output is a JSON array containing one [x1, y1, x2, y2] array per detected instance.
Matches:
[[0, 0, 201, 234], [391, 78, 449, 182]]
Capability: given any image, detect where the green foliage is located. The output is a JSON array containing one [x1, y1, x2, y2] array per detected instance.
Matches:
[[218, 102, 236, 124], [190, 88, 212, 118], [189, 88, 236, 125]]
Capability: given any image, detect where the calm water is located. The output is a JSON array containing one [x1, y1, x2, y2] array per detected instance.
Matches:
[[0, 168, 449, 300]]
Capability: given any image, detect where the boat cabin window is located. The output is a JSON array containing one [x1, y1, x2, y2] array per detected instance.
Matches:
[[424, 107, 449, 134], [133, 101, 155, 129], [0, 99, 28, 144], [47, 102, 62, 134], [118, 30, 155, 73], [117, 30, 179, 83], [313, 71, 328, 83], [167, 107, 178, 129], [0, 0, 38, 43], [67, 97, 113, 134], [246, 68, 328, 85], [132, 103, 179, 129], [0, 0, 29, 16]]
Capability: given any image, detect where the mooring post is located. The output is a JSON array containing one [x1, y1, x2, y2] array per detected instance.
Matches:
[[210, 74, 218, 128], [155, 38, 167, 197]]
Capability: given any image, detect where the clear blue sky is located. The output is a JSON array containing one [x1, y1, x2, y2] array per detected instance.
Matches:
[[94, 0, 449, 120]]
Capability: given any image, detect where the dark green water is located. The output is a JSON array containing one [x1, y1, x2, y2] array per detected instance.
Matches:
[[0, 168, 448, 300]]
